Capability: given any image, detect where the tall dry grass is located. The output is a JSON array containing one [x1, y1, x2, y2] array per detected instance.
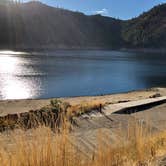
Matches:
[[0, 121, 166, 166], [0, 100, 166, 166]]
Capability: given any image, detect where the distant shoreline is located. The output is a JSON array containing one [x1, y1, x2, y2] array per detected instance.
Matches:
[[0, 47, 166, 54], [120, 48, 166, 53]]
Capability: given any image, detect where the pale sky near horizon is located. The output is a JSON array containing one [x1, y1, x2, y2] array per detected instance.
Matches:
[[24, 0, 166, 20]]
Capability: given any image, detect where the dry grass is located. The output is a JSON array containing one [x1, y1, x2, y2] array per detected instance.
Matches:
[[0, 100, 62, 131], [67, 100, 104, 117], [0, 99, 105, 131], [0, 100, 166, 166], [0, 121, 166, 166]]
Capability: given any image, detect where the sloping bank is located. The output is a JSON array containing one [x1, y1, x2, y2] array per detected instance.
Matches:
[[0, 87, 165, 132]]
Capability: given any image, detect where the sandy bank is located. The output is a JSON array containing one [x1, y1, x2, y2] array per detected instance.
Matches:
[[0, 87, 166, 116]]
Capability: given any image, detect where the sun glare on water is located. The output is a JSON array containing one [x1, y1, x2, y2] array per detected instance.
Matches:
[[0, 56, 18, 73], [0, 50, 28, 55], [0, 51, 38, 100], [2, 78, 34, 99]]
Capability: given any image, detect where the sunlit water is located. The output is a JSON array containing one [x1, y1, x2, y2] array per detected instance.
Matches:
[[0, 50, 165, 100]]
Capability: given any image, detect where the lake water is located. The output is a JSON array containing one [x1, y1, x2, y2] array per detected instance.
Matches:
[[0, 50, 165, 100]]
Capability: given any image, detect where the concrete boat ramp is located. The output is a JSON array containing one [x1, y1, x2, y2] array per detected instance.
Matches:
[[73, 95, 166, 154], [82, 96, 166, 118]]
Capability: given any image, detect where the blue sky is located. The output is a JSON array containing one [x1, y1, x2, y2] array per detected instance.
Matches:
[[25, 0, 166, 20]]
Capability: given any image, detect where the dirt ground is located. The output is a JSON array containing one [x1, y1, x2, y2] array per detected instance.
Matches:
[[0, 87, 165, 116]]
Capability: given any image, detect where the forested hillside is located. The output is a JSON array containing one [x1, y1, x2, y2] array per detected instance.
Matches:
[[122, 3, 166, 48], [0, 1, 165, 50], [0, 1, 123, 49]]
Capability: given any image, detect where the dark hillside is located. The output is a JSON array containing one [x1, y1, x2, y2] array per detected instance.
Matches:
[[0, 1, 123, 50], [0, 1, 166, 50], [122, 4, 166, 48]]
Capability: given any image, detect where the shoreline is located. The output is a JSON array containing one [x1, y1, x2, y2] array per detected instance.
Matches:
[[1, 47, 166, 54], [0, 87, 166, 116]]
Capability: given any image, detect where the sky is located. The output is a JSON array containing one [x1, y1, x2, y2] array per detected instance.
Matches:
[[24, 0, 166, 20]]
